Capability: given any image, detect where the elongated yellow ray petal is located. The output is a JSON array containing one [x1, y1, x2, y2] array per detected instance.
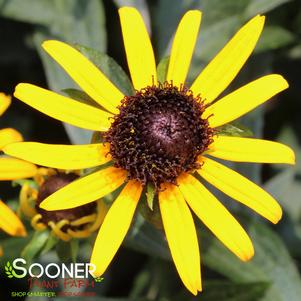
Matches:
[[42, 40, 123, 114], [0, 93, 11, 116], [119, 7, 157, 90], [90, 180, 142, 277], [4, 142, 111, 169], [167, 10, 202, 86], [191, 15, 265, 103], [208, 136, 295, 164], [0, 158, 37, 180], [178, 173, 254, 261], [40, 167, 126, 210], [203, 75, 288, 128], [198, 157, 282, 224], [14, 83, 112, 132], [159, 183, 201, 295], [0, 128, 23, 150], [0, 200, 26, 236]]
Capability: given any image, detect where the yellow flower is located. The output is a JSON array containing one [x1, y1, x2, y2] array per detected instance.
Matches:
[[19, 168, 107, 242], [4, 8, 295, 294], [0, 93, 37, 238]]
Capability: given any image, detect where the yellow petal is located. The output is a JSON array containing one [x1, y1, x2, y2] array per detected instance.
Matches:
[[159, 183, 201, 295], [203, 75, 288, 128], [14, 83, 113, 132], [0, 200, 27, 236], [90, 180, 142, 277], [0, 128, 23, 150], [42, 40, 123, 114], [167, 10, 202, 86], [0, 158, 37, 180], [178, 173, 254, 261], [40, 167, 126, 210], [197, 157, 282, 224], [191, 15, 265, 103], [119, 7, 157, 90], [208, 136, 295, 164], [4, 142, 111, 169], [0, 93, 11, 116]]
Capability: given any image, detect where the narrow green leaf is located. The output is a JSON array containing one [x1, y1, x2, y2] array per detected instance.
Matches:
[[33, 31, 93, 145], [125, 216, 169, 260], [41, 233, 59, 255], [146, 183, 155, 211], [244, 0, 291, 17], [256, 26, 295, 53], [56, 240, 72, 262], [56, 240, 79, 262], [0, 0, 107, 51], [216, 122, 254, 137], [70, 239, 79, 263], [157, 56, 169, 83], [75, 44, 133, 96], [21, 230, 50, 262], [12, 179, 38, 190], [91, 131, 104, 144], [202, 221, 301, 301], [62, 88, 99, 108]]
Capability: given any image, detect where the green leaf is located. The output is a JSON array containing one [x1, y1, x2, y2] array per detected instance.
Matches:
[[32, 31, 92, 145], [56, 239, 79, 262], [157, 56, 169, 83], [0, 232, 33, 262], [41, 233, 59, 255], [244, 0, 291, 17], [12, 179, 39, 189], [256, 26, 295, 53], [91, 131, 104, 144], [21, 230, 50, 262], [175, 281, 269, 301], [0, 0, 106, 51], [146, 183, 155, 211], [15, 0, 107, 145], [70, 239, 79, 262], [216, 122, 254, 137], [202, 221, 301, 301], [125, 216, 169, 260], [62, 88, 98, 108], [75, 44, 134, 96]]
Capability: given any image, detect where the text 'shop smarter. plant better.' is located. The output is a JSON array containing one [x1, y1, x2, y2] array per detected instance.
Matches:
[[3, 7, 295, 295], [0, 93, 37, 247]]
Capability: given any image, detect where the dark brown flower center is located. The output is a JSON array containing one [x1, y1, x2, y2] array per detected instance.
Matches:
[[36, 173, 96, 231], [105, 83, 213, 189]]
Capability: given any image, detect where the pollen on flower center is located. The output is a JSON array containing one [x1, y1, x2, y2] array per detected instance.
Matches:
[[36, 173, 96, 231], [105, 82, 213, 189]]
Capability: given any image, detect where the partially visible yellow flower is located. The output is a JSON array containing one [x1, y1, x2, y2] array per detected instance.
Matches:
[[0, 199, 26, 237], [3, 8, 295, 294], [19, 168, 107, 242], [0, 93, 37, 180], [0, 93, 37, 240]]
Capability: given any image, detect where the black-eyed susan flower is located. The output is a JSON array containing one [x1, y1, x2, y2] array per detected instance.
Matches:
[[0, 93, 37, 239], [4, 8, 295, 295], [19, 168, 107, 242]]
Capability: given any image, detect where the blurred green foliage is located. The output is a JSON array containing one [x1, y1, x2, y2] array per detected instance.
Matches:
[[0, 0, 301, 300]]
